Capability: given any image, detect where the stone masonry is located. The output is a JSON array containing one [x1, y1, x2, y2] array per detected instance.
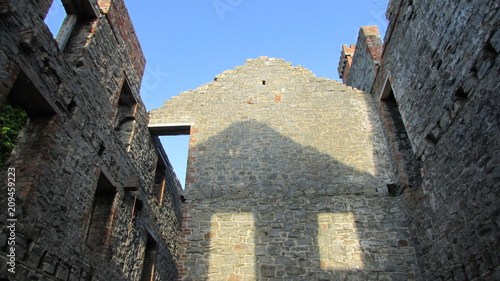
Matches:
[[341, 0, 500, 280], [150, 57, 418, 280], [1, 0, 498, 280], [0, 0, 182, 280], [339, 26, 383, 90]]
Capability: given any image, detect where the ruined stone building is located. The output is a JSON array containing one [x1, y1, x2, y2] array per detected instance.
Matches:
[[0, 0, 182, 280], [1, 0, 499, 281]]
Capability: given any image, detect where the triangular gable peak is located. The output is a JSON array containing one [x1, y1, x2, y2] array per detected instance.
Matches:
[[149, 56, 389, 193], [149, 56, 364, 127]]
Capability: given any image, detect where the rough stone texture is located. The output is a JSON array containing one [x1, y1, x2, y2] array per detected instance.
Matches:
[[338, 44, 355, 84], [343, 0, 500, 280], [0, 0, 182, 280], [1, 0, 497, 280], [342, 26, 383, 92], [150, 56, 418, 280]]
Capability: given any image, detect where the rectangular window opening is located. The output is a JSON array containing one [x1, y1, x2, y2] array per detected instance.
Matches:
[[44, 0, 67, 38], [159, 134, 190, 189], [153, 156, 167, 204], [140, 234, 158, 281], [114, 80, 137, 150], [45, 0, 100, 60], [44, 0, 80, 51], [86, 172, 117, 255], [149, 125, 191, 190], [381, 80, 422, 194], [1, 70, 58, 166], [150, 136, 185, 226], [0, 100, 28, 166]]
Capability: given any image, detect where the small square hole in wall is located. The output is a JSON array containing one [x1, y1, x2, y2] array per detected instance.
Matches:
[[262, 80, 266, 85]]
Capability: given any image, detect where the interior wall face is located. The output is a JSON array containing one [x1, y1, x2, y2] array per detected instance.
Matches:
[[150, 57, 419, 280]]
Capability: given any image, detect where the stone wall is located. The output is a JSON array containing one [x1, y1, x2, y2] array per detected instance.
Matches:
[[338, 44, 355, 84], [99, 0, 146, 79], [342, 0, 500, 280], [0, 0, 182, 280], [341, 26, 383, 92], [150, 56, 418, 280]]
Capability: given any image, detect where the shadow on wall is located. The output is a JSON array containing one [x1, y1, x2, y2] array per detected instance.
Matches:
[[181, 120, 417, 280]]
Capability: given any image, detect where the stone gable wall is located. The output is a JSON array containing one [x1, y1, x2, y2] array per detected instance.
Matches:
[[150, 56, 418, 280]]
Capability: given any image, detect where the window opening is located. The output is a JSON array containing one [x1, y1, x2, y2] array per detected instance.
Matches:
[[56, 14, 79, 51], [86, 172, 117, 255], [1, 70, 56, 166], [159, 135, 190, 189], [150, 135, 184, 226], [153, 157, 167, 204], [7, 70, 57, 118], [381, 81, 422, 194], [0, 102, 27, 166], [44, 0, 79, 51], [44, 0, 66, 38], [45, 0, 100, 55], [140, 234, 158, 281], [114, 81, 137, 150]]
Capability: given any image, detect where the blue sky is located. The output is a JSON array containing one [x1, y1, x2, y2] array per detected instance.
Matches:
[[45, 0, 389, 188]]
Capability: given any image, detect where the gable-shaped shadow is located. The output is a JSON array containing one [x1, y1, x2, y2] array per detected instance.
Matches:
[[180, 120, 417, 280]]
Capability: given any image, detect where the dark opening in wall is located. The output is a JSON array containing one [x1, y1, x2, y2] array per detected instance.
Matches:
[[98, 143, 105, 156], [455, 86, 468, 100], [86, 172, 117, 255], [453, 86, 469, 113], [1, 70, 57, 166], [66, 99, 78, 115], [381, 80, 422, 195], [114, 80, 137, 150], [140, 234, 158, 281], [0, 102, 27, 166], [153, 156, 167, 205], [7, 70, 57, 118]]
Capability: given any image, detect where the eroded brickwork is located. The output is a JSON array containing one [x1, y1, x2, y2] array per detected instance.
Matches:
[[150, 57, 418, 280], [0, 0, 182, 280]]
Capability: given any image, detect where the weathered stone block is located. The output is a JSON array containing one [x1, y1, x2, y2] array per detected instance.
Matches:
[[260, 265, 276, 277]]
